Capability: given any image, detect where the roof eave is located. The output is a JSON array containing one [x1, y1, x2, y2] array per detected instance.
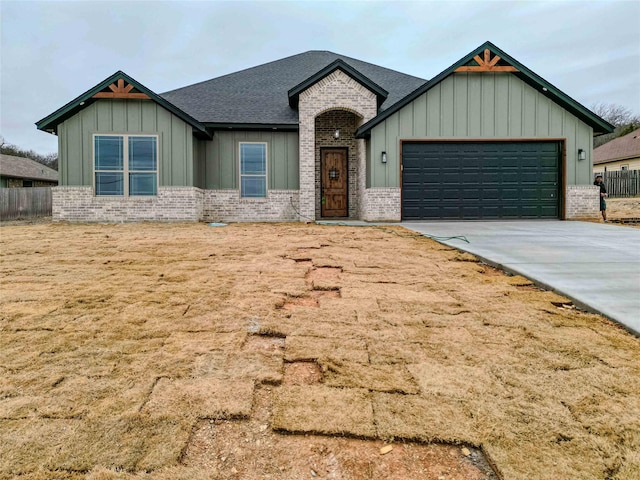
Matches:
[[357, 41, 615, 137], [204, 122, 299, 131], [594, 154, 640, 165], [36, 71, 211, 138], [0, 174, 58, 182]]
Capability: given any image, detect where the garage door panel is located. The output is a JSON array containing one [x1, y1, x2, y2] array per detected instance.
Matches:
[[520, 172, 541, 183], [539, 172, 558, 183], [462, 188, 480, 200], [402, 141, 560, 220], [520, 188, 542, 200], [500, 188, 520, 201], [442, 173, 462, 183], [442, 188, 462, 199], [501, 172, 520, 183]]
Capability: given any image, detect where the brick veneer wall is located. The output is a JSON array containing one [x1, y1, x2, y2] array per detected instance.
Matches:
[[565, 185, 600, 219], [298, 70, 378, 221], [314, 110, 360, 218], [52, 186, 203, 222], [202, 190, 300, 222], [52, 186, 300, 223], [362, 188, 401, 221]]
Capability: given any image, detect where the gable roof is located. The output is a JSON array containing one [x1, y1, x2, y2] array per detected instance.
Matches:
[[160, 51, 426, 127], [36, 71, 210, 138], [287, 59, 388, 109], [594, 128, 640, 165], [356, 41, 615, 138], [0, 154, 59, 182]]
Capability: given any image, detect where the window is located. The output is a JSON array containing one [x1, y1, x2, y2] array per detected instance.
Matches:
[[22, 180, 33, 187], [94, 135, 157, 196], [240, 143, 267, 198], [621, 165, 629, 171]]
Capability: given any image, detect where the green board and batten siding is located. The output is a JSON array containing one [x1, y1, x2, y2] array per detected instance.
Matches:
[[58, 99, 194, 187], [368, 72, 593, 188], [195, 131, 299, 190]]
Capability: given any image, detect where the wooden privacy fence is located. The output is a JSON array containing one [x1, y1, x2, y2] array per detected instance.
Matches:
[[0, 187, 53, 221], [593, 170, 640, 198]]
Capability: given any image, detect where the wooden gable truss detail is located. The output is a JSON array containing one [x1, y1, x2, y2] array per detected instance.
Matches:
[[455, 49, 519, 73], [92, 79, 150, 99]]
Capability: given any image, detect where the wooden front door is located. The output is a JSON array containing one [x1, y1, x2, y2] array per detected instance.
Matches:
[[321, 149, 348, 217]]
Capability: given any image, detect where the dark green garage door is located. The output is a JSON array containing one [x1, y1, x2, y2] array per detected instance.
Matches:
[[402, 141, 560, 220]]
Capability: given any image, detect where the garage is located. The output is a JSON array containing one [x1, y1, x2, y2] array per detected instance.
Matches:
[[401, 141, 561, 220]]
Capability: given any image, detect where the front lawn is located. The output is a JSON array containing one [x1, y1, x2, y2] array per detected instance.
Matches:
[[1, 222, 638, 479]]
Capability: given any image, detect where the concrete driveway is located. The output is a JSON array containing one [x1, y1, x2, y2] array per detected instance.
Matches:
[[402, 220, 640, 335]]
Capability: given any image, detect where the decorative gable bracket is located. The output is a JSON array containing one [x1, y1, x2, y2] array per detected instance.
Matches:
[[92, 78, 150, 99], [455, 49, 518, 73]]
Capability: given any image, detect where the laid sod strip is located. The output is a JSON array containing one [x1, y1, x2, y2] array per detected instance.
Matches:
[[272, 385, 376, 438]]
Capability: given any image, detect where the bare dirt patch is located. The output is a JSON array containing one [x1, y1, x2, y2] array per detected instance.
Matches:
[[283, 362, 323, 386], [607, 196, 640, 218], [1, 222, 639, 479], [598, 197, 640, 228], [181, 387, 497, 480]]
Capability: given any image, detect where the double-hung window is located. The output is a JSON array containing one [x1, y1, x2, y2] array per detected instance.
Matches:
[[94, 135, 158, 196], [240, 143, 267, 198]]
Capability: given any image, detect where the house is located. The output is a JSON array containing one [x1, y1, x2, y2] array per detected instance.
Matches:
[[36, 41, 613, 223], [0, 154, 58, 188], [593, 128, 640, 174]]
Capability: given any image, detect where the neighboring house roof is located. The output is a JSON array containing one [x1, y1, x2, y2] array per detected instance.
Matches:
[[36, 71, 210, 138], [0, 154, 59, 182], [594, 128, 640, 165], [160, 51, 426, 126], [356, 41, 615, 137]]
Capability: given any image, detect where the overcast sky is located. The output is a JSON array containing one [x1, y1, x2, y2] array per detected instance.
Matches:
[[1, 0, 639, 155]]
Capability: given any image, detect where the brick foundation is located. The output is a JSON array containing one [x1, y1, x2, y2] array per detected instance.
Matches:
[[565, 185, 600, 219], [361, 188, 401, 221], [52, 185, 598, 223], [202, 190, 299, 222], [52, 186, 203, 222], [52, 187, 300, 223]]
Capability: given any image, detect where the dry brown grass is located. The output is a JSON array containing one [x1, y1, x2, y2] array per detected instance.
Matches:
[[1, 222, 639, 479]]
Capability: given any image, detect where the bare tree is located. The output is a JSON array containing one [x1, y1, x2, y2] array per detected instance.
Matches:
[[592, 103, 640, 147]]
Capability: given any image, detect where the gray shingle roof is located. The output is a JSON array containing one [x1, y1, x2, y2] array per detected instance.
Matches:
[[160, 51, 427, 125], [0, 154, 59, 182], [594, 128, 640, 165]]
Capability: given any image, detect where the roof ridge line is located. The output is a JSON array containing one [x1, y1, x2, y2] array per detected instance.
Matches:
[[161, 51, 328, 95], [161, 50, 428, 96]]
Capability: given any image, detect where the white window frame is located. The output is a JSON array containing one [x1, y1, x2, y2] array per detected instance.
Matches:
[[239, 142, 268, 199], [621, 164, 629, 171], [93, 133, 159, 197]]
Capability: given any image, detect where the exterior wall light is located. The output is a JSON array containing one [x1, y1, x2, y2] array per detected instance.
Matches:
[[334, 128, 340, 139], [381, 151, 387, 163], [578, 149, 586, 161]]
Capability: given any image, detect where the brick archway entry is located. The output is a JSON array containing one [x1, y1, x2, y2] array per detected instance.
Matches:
[[297, 70, 378, 221], [315, 110, 362, 219]]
